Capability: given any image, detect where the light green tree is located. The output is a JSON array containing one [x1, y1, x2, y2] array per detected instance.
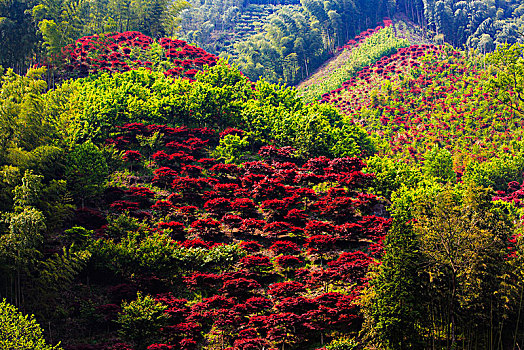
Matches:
[[65, 141, 108, 207], [487, 43, 524, 117], [422, 147, 456, 183], [0, 299, 62, 350], [116, 292, 168, 349]]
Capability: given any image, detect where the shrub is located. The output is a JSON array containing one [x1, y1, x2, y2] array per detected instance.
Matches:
[[275, 255, 303, 270], [240, 255, 273, 273], [116, 292, 168, 349], [269, 241, 300, 255], [190, 218, 221, 238]]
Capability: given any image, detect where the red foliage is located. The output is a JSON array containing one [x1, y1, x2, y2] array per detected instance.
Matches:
[[122, 150, 142, 162], [220, 278, 261, 297], [269, 241, 300, 255], [283, 209, 308, 226], [240, 255, 273, 272], [184, 272, 222, 291], [221, 214, 244, 229], [153, 167, 178, 187], [267, 281, 305, 298], [147, 344, 177, 350], [158, 221, 186, 238], [190, 218, 221, 238], [240, 218, 266, 235], [263, 222, 302, 238], [204, 197, 232, 217], [151, 200, 174, 213], [275, 255, 303, 270], [305, 220, 336, 236], [180, 239, 211, 249], [220, 127, 245, 138], [239, 241, 262, 253], [62, 32, 217, 80], [326, 251, 372, 284], [231, 198, 258, 218], [210, 163, 240, 176], [304, 235, 336, 253]]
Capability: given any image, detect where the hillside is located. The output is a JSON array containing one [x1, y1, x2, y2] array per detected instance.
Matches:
[[2, 8, 524, 350], [318, 41, 524, 171], [296, 15, 431, 103], [0, 53, 383, 349]]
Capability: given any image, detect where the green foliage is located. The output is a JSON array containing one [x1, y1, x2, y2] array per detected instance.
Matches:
[[66, 63, 251, 142], [0, 165, 21, 212], [31, 247, 91, 319], [64, 63, 374, 158], [0, 67, 59, 163], [0, 0, 38, 73], [364, 181, 518, 349], [202, 243, 246, 270], [2, 207, 47, 259], [487, 43, 524, 117], [324, 336, 358, 349], [26, 146, 66, 181], [12, 170, 73, 231], [365, 155, 423, 198], [0, 207, 46, 308], [13, 170, 44, 209], [416, 0, 524, 49], [104, 213, 150, 239], [182, 0, 393, 86], [213, 134, 250, 163], [116, 292, 168, 349], [88, 231, 163, 276], [0, 299, 62, 350], [234, 5, 327, 86], [65, 140, 108, 205], [362, 182, 439, 349], [90, 230, 245, 278], [63, 226, 93, 248], [422, 146, 456, 183], [462, 153, 524, 191], [413, 184, 515, 348], [31, 0, 190, 59]]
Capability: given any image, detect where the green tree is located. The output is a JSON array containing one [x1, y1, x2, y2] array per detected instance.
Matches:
[[65, 141, 108, 206], [213, 134, 250, 164], [116, 292, 168, 349], [422, 147, 456, 183], [487, 43, 524, 117], [30, 247, 91, 320], [0, 0, 38, 73], [0, 299, 62, 350], [0, 207, 46, 307], [362, 183, 437, 349], [0, 67, 55, 163], [412, 184, 515, 348], [32, 0, 86, 60]]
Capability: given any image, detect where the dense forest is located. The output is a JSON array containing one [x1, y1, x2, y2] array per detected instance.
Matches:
[[2, 0, 524, 349]]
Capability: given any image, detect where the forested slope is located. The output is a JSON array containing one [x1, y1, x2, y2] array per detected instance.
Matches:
[[2, 1, 524, 349]]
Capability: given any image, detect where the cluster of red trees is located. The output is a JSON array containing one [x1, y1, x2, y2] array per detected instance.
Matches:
[[89, 122, 391, 349], [61, 32, 217, 78]]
